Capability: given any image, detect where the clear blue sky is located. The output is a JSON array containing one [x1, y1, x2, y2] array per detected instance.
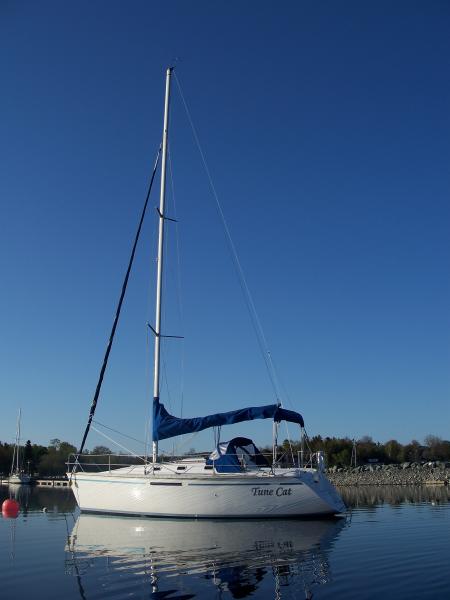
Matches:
[[1, 1, 449, 452]]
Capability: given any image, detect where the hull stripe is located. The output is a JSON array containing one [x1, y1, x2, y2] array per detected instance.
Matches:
[[150, 482, 182, 486], [187, 482, 303, 486], [74, 478, 303, 487]]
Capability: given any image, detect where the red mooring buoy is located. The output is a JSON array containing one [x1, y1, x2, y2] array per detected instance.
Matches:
[[2, 499, 20, 518]]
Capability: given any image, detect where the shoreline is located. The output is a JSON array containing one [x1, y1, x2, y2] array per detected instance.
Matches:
[[327, 462, 450, 486]]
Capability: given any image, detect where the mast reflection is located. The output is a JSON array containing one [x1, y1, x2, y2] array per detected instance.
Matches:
[[66, 515, 346, 598]]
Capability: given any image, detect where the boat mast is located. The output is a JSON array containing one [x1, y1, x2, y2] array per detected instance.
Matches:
[[153, 67, 173, 463], [17, 408, 21, 472], [10, 408, 21, 475]]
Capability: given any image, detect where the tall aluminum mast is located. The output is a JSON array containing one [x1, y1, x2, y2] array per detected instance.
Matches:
[[10, 408, 21, 475], [152, 67, 173, 463]]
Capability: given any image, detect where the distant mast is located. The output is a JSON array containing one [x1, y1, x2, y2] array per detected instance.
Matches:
[[152, 67, 173, 463], [10, 408, 21, 476]]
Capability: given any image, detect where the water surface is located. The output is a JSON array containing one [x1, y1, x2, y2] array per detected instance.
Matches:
[[1, 485, 449, 599]]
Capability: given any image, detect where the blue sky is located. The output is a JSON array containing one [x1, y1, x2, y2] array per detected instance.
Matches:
[[0, 1, 449, 452]]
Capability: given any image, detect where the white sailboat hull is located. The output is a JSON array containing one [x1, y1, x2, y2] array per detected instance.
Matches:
[[70, 466, 345, 517], [8, 473, 33, 485]]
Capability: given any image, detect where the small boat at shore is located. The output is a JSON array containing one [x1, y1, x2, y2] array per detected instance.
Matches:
[[8, 409, 32, 485]]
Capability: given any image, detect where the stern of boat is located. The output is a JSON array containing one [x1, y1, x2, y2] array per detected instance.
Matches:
[[314, 470, 346, 514]]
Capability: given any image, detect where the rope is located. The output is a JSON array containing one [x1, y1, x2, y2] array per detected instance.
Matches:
[[90, 425, 146, 462], [173, 72, 281, 403], [173, 73, 305, 456], [161, 346, 173, 411], [168, 146, 185, 419], [283, 421, 295, 464], [92, 419, 147, 447], [268, 350, 297, 412], [169, 430, 200, 455], [303, 429, 314, 464], [76, 146, 161, 459], [144, 211, 159, 462]]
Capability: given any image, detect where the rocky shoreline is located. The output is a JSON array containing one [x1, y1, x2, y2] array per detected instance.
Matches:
[[326, 461, 450, 486]]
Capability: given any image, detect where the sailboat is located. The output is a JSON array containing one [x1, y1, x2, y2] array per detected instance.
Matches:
[[69, 68, 346, 517], [9, 409, 32, 485]]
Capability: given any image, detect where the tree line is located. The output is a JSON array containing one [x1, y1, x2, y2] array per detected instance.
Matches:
[[0, 439, 113, 477], [275, 434, 450, 467], [2, 435, 450, 476]]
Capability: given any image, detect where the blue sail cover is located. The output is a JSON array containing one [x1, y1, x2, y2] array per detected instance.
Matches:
[[153, 397, 304, 441]]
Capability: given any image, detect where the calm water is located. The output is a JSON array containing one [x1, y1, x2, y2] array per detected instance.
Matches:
[[1, 485, 449, 599]]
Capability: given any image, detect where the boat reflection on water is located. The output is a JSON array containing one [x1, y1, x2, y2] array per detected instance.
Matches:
[[66, 514, 346, 598], [340, 484, 450, 508]]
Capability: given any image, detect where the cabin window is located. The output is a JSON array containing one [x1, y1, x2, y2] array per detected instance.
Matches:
[[177, 466, 186, 470]]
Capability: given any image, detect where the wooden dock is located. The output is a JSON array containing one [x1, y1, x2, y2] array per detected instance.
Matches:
[[0, 477, 70, 487], [35, 479, 70, 488]]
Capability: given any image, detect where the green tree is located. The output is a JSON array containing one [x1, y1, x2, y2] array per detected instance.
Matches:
[[423, 435, 450, 461], [49, 438, 61, 451], [334, 448, 351, 466], [384, 439, 403, 463], [91, 446, 112, 455], [23, 440, 33, 473], [38, 441, 76, 476], [403, 440, 422, 462], [24, 440, 33, 461], [0, 443, 13, 475], [59, 441, 77, 456]]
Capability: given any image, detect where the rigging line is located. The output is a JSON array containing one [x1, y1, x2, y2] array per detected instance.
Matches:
[[92, 420, 147, 446], [168, 145, 185, 419], [267, 349, 297, 412], [90, 425, 146, 461], [168, 146, 185, 418], [64, 515, 88, 600], [145, 201, 160, 461], [159, 191, 173, 412], [283, 421, 295, 464], [173, 72, 281, 402], [170, 430, 200, 455], [303, 429, 314, 458], [76, 145, 161, 458], [161, 345, 173, 411], [144, 327, 151, 461]]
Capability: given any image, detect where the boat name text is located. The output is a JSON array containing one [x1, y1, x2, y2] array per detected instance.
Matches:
[[251, 486, 292, 497]]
